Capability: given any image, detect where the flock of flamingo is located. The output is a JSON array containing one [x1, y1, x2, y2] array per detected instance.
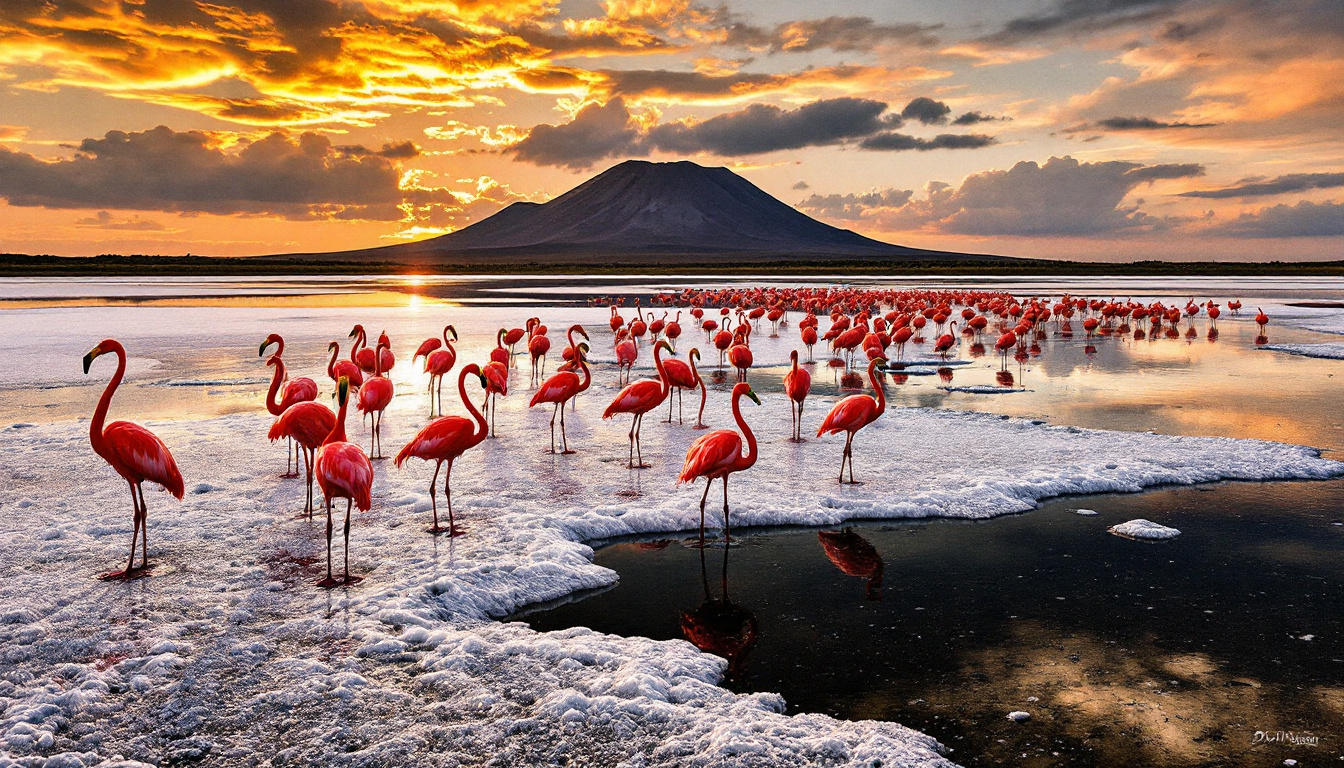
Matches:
[[80, 287, 1269, 587]]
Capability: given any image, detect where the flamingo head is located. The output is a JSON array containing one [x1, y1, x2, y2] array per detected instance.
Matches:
[[574, 342, 591, 361], [733, 382, 761, 405], [259, 333, 283, 357], [446, 324, 458, 342], [378, 331, 390, 346], [870, 356, 889, 370], [82, 340, 112, 374], [570, 324, 589, 341], [336, 376, 350, 406], [689, 348, 700, 362], [349, 324, 364, 340], [655, 340, 673, 356], [328, 341, 339, 354]]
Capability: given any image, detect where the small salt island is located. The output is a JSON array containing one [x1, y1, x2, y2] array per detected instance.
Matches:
[[1108, 518, 1182, 540]]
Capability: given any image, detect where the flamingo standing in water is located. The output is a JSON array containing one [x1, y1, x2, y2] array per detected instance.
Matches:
[[260, 335, 318, 477], [678, 382, 760, 540], [83, 340, 185, 580], [490, 328, 510, 366], [661, 348, 702, 425], [528, 320, 552, 385], [376, 331, 396, 373], [482, 360, 508, 436], [614, 329, 639, 384], [603, 340, 672, 468], [326, 341, 363, 394], [817, 357, 887, 484], [396, 364, 490, 535], [267, 398, 335, 518], [413, 325, 458, 417], [357, 340, 395, 459], [349, 325, 377, 374], [314, 377, 374, 587], [665, 311, 683, 350], [783, 349, 811, 441], [1255, 308, 1269, 332], [530, 343, 590, 453]]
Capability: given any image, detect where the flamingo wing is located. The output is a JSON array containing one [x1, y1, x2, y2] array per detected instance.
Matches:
[[357, 377, 395, 412], [603, 379, 664, 418], [395, 416, 477, 466], [661, 359, 695, 389], [679, 430, 742, 483], [426, 348, 456, 375], [278, 376, 319, 410], [784, 367, 811, 401], [530, 371, 579, 407], [269, 402, 336, 449], [315, 442, 374, 510], [103, 420, 185, 498], [817, 395, 877, 436], [414, 338, 442, 360]]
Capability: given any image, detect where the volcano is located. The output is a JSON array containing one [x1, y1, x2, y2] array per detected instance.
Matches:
[[321, 160, 992, 264]]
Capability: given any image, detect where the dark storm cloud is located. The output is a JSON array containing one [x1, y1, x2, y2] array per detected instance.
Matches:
[[990, 0, 1184, 41], [724, 16, 942, 53], [858, 132, 996, 151], [951, 111, 1005, 126], [647, 98, 891, 155], [1092, 116, 1218, 130], [900, 97, 951, 125], [0, 125, 409, 220], [1180, 172, 1344, 198], [507, 98, 1002, 168], [1210, 200, 1344, 237], [508, 99, 645, 170]]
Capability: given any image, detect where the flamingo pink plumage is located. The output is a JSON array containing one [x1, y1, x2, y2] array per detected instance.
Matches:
[[783, 349, 811, 442], [678, 382, 760, 539], [326, 341, 363, 392], [395, 364, 490, 535], [314, 377, 374, 587], [529, 343, 590, 453], [268, 400, 335, 518], [356, 340, 395, 459], [260, 336, 318, 477], [414, 325, 458, 416], [83, 339, 185, 580], [816, 357, 887, 484], [603, 340, 672, 468]]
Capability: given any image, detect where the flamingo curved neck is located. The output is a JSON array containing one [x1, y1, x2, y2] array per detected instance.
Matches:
[[265, 358, 286, 414], [326, 391, 349, 445], [577, 354, 591, 392], [460, 365, 488, 438], [653, 344, 670, 397], [327, 345, 339, 379], [351, 328, 366, 362], [90, 343, 126, 455], [732, 389, 757, 470], [868, 361, 887, 417]]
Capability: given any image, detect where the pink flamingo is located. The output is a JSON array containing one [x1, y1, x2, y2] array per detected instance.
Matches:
[[678, 382, 760, 539], [314, 377, 374, 587], [83, 339, 185, 580], [603, 340, 672, 468], [817, 357, 887, 484], [614, 329, 639, 385], [395, 364, 490, 535], [356, 340, 395, 459], [665, 311, 683, 350], [482, 360, 508, 436], [349, 325, 377, 374], [376, 331, 396, 373], [267, 399, 335, 518], [661, 348, 701, 425], [783, 349, 811, 441], [490, 328, 510, 366], [413, 325, 458, 417], [326, 341, 363, 393], [260, 335, 318, 477], [528, 321, 552, 385], [529, 343, 590, 453]]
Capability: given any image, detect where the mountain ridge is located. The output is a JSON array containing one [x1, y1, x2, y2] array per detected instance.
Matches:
[[300, 160, 999, 264]]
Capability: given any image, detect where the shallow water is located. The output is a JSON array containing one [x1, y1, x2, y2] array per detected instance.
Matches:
[[6, 274, 1344, 766]]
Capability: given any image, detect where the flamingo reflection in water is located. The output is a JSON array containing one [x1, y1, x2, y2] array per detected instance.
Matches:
[[817, 528, 884, 601], [679, 543, 758, 684]]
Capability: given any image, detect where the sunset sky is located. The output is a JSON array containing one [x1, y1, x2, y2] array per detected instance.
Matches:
[[0, 0, 1341, 261]]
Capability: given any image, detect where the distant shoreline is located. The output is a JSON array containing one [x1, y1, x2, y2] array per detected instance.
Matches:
[[3, 253, 1344, 277]]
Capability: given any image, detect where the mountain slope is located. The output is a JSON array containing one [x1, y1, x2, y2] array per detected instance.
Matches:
[[317, 160, 997, 263]]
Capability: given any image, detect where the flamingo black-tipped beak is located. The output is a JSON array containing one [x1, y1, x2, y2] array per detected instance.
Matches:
[[746, 388, 761, 405], [258, 340, 272, 357], [337, 376, 349, 405], [82, 347, 101, 374], [477, 374, 489, 388], [448, 326, 458, 341], [348, 328, 358, 338]]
